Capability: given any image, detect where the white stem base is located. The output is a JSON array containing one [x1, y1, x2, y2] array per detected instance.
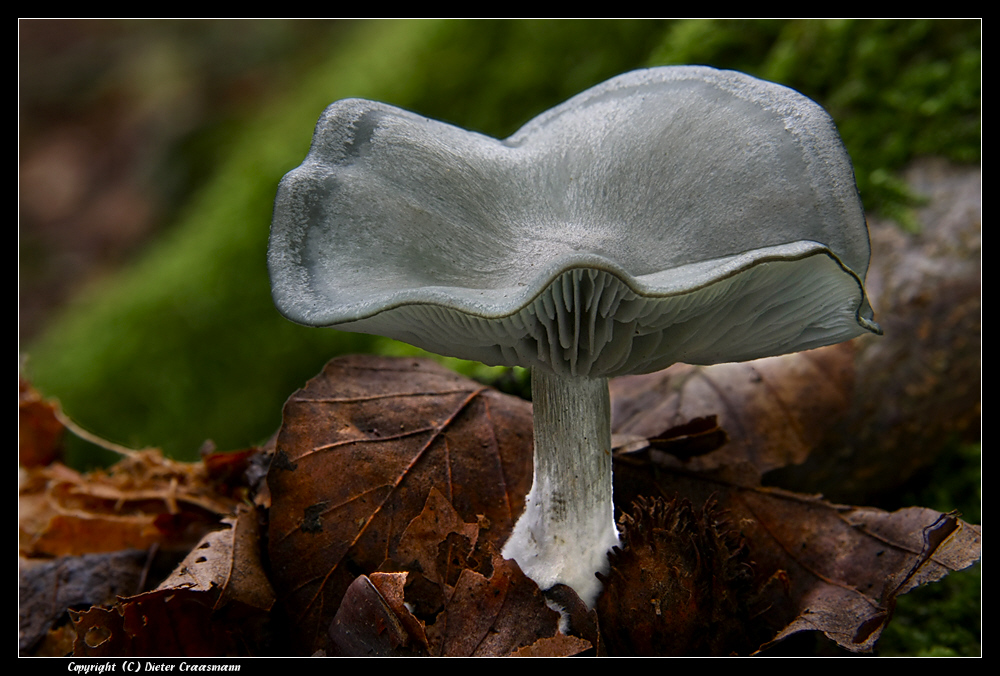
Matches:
[[501, 370, 620, 608]]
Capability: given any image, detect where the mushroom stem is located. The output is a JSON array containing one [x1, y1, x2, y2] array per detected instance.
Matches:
[[501, 368, 620, 608]]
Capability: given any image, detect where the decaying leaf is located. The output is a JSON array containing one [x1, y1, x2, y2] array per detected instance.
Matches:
[[17, 390, 271, 656], [19, 550, 149, 655], [267, 355, 533, 653], [368, 572, 430, 651], [329, 556, 581, 658], [432, 554, 563, 656], [71, 588, 236, 657], [71, 506, 274, 656], [268, 337, 979, 656], [19, 450, 240, 558], [159, 504, 275, 612], [395, 488, 482, 587], [510, 635, 594, 657], [18, 388, 247, 560], [760, 508, 979, 652], [611, 344, 857, 484], [19, 377, 65, 468], [330, 491, 594, 657], [609, 459, 981, 654], [328, 574, 427, 656]]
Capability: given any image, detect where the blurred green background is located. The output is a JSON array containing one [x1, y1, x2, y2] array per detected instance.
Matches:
[[19, 19, 980, 655]]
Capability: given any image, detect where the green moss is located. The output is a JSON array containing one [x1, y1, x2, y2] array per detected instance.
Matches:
[[878, 564, 981, 656]]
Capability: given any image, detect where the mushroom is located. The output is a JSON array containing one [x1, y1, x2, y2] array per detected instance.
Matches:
[[267, 66, 881, 608]]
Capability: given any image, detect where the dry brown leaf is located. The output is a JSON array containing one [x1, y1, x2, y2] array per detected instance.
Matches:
[[268, 343, 980, 656], [328, 574, 428, 656], [510, 635, 594, 657], [159, 505, 274, 612], [433, 554, 562, 657], [395, 488, 481, 586], [331, 493, 593, 657], [19, 550, 148, 655], [609, 459, 981, 653], [19, 377, 65, 468], [369, 572, 430, 649], [611, 344, 856, 484], [761, 507, 979, 652], [19, 450, 239, 558], [267, 355, 533, 654], [17, 389, 244, 560], [328, 562, 574, 657], [17, 394, 269, 657], [18, 389, 252, 559], [70, 506, 273, 657], [71, 588, 238, 657]]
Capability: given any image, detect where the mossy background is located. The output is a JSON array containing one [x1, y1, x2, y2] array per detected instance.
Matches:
[[20, 19, 980, 655]]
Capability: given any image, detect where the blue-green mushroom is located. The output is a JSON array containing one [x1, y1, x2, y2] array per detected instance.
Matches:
[[267, 66, 880, 608]]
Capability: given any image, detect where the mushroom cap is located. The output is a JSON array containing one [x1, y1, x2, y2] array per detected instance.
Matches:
[[268, 66, 880, 378]]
